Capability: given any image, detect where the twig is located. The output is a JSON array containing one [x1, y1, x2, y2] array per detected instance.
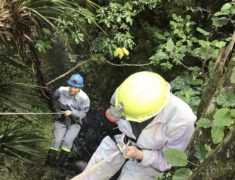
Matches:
[[180, 62, 191, 69], [46, 61, 89, 86], [188, 160, 198, 167], [12, 83, 48, 89], [47, 60, 154, 86], [105, 61, 154, 67]]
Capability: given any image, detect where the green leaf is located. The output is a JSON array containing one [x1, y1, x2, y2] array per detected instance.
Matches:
[[154, 32, 166, 40], [42, 28, 51, 35], [163, 148, 188, 167], [204, 144, 212, 157], [213, 108, 234, 127], [212, 17, 229, 27], [126, 17, 133, 24], [221, 3, 232, 11], [117, 16, 121, 23], [151, 51, 169, 61], [165, 38, 175, 52], [216, 91, 235, 107], [172, 168, 192, 180], [204, 144, 212, 152], [186, 22, 191, 27], [196, 118, 212, 128], [194, 144, 207, 162], [166, 172, 171, 178], [156, 172, 165, 180], [231, 6, 235, 14], [196, 27, 210, 36], [198, 40, 210, 48], [214, 41, 226, 48], [214, 11, 230, 16], [230, 109, 235, 118], [211, 126, 224, 144]]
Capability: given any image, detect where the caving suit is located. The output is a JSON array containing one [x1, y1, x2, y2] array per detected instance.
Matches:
[[50, 86, 90, 152], [81, 92, 196, 180]]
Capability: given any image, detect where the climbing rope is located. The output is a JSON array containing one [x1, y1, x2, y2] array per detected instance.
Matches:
[[0, 112, 64, 115], [71, 134, 130, 180]]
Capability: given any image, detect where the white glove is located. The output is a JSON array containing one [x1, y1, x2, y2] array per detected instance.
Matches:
[[64, 110, 72, 116]]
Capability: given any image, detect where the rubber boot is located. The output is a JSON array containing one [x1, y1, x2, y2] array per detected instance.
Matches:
[[44, 149, 58, 167], [56, 150, 69, 168]]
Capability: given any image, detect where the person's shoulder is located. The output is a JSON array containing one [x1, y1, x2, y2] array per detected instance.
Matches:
[[58, 86, 69, 91], [171, 94, 192, 111], [162, 94, 197, 127], [57, 86, 69, 92], [76, 89, 89, 100], [171, 94, 197, 120], [164, 94, 196, 117]]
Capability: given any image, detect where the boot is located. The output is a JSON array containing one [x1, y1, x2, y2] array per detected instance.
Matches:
[[56, 150, 69, 168], [44, 149, 58, 167]]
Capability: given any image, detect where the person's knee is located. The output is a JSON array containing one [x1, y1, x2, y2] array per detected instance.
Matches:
[[102, 136, 116, 146], [119, 161, 158, 180], [72, 124, 81, 129], [54, 121, 66, 128], [51, 137, 63, 148]]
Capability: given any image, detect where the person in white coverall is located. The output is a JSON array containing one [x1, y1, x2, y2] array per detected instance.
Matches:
[[80, 71, 196, 180], [45, 73, 90, 167]]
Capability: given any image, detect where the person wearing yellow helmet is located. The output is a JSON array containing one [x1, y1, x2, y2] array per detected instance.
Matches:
[[106, 71, 171, 123], [80, 71, 196, 180]]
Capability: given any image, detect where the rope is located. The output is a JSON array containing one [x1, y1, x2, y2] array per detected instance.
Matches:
[[0, 112, 63, 115]]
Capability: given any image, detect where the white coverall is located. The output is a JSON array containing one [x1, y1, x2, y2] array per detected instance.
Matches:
[[81, 92, 196, 180], [50, 86, 90, 151]]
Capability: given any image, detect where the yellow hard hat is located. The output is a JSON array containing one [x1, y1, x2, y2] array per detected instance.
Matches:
[[115, 71, 170, 123]]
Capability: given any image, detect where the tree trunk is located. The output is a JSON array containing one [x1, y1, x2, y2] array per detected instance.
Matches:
[[28, 44, 51, 100], [196, 31, 235, 118], [189, 128, 235, 179], [187, 31, 235, 179]]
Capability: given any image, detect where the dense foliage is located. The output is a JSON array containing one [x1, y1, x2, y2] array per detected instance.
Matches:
[[0, 0, 234, 179]]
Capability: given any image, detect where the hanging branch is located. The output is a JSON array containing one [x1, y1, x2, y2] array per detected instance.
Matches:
[[46, 60, 88, 86], [105, 60, 154, 67], [46, 60, 154, 86]]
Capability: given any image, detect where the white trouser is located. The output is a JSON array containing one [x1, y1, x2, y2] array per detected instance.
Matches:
[[50, 121, 81, 151], [80, 135, 158, 180]]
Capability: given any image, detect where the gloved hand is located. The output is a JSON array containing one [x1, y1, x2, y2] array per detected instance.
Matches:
[[64, 110, 73, 117], [123, 146, 143, 160]]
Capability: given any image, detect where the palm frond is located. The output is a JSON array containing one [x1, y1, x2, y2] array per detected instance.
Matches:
[[0, 54, 53, 162]]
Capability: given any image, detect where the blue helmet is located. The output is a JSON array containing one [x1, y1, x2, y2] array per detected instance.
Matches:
[[68, 73, 84, 88]]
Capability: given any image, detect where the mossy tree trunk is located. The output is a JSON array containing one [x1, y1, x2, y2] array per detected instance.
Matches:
[[189, 128, 235, 179], [28, 44, 52, 100], [188, 31, 235, 179]]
